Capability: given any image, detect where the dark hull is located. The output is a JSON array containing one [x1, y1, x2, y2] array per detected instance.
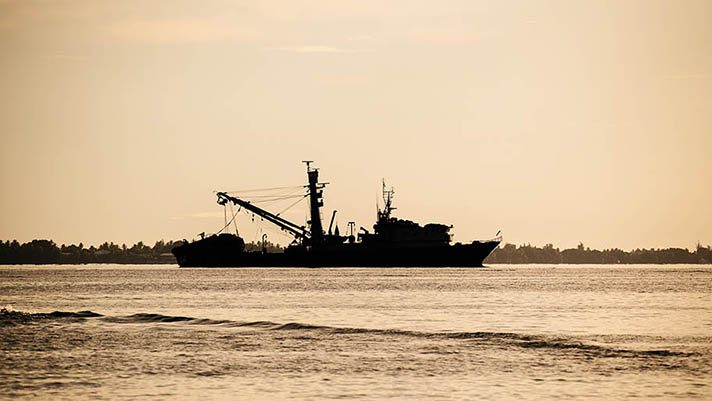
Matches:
[[172, 239, 500, 268]]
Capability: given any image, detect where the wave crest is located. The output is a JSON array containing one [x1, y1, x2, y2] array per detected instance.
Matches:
[[0, 308, 102, 325], [1, 308, 694, 359]]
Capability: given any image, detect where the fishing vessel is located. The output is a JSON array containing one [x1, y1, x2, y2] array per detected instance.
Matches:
[[172, 162, 501, 267]]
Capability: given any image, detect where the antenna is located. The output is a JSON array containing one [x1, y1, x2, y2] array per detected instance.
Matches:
[[302, 160, 313, 171], [380, 179, 396, 219]]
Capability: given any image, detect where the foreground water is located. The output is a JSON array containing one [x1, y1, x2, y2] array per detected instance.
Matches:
[[1, 265, 710, 400]]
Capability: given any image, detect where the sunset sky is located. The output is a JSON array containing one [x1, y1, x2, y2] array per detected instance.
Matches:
[[1, 0, 710, 250]]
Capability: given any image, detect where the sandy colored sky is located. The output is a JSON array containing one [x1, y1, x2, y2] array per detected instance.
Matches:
[[1, 0, 710, 250]]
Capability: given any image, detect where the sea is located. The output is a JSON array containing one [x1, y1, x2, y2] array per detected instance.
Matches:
[[1, 264, 710, 400]]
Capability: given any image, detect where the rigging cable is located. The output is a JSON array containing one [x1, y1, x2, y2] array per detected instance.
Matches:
[[229, 187, 306, 201], [247, 196, 306, 205], [235, 193, 305, 201], [275, 194, 309, 217], [226, 186, 305, 200], [229, 203, 239, 236], [214, 208, 240, 236], [222, 185, 304, 194]]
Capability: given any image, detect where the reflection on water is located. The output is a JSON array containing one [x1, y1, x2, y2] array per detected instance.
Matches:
[[1, 265, 711, 400]]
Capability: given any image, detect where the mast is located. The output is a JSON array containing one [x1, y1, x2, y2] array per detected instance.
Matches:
[[379, 179, 396, 220], [304, 161, 326, 245]]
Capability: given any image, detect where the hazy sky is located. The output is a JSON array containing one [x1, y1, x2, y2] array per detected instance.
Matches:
[[1, 0, 710, 250]]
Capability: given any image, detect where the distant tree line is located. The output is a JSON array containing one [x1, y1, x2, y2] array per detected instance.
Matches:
[[0, 239, 283, 265], [487, 242, 712, 264], [1, 239, 710, 265]]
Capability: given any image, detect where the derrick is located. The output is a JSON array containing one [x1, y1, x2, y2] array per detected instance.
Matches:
[[216, 192, 309, 242]]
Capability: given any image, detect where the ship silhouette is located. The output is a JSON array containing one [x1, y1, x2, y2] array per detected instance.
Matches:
[[172, 162, 501, 267]]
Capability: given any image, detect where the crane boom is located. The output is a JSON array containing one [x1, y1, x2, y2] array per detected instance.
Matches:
[[216, 192, 308, 241]]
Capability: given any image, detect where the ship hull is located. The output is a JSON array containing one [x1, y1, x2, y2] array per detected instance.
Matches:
[[172, 238, 500, 268]]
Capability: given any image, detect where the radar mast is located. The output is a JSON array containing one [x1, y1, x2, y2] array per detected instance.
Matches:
[[379, 180, 396, 221]]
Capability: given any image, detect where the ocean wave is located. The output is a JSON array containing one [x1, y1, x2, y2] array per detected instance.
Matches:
[[99, 311, 694, 358], [102, 313, 194, 324], [0, 308, 102, 325], [1, 308, 694, 358]]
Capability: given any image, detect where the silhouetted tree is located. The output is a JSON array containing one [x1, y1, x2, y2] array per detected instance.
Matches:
[[0, 238, 709, 265]]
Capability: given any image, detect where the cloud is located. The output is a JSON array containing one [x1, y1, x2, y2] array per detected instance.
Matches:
[[664, 73, 709, 80], [43, 54, 88, 62], [106, 19, 239, 43], [272, 46, 366, 54], [0, 1, 504, 48], [347, 34, 374, 42]]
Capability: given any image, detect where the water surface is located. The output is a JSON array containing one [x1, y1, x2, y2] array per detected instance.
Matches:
[[1, 265, 710, 400]]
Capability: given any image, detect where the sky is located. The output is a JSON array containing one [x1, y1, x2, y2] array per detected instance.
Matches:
[[1, 0, 710, 250]]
